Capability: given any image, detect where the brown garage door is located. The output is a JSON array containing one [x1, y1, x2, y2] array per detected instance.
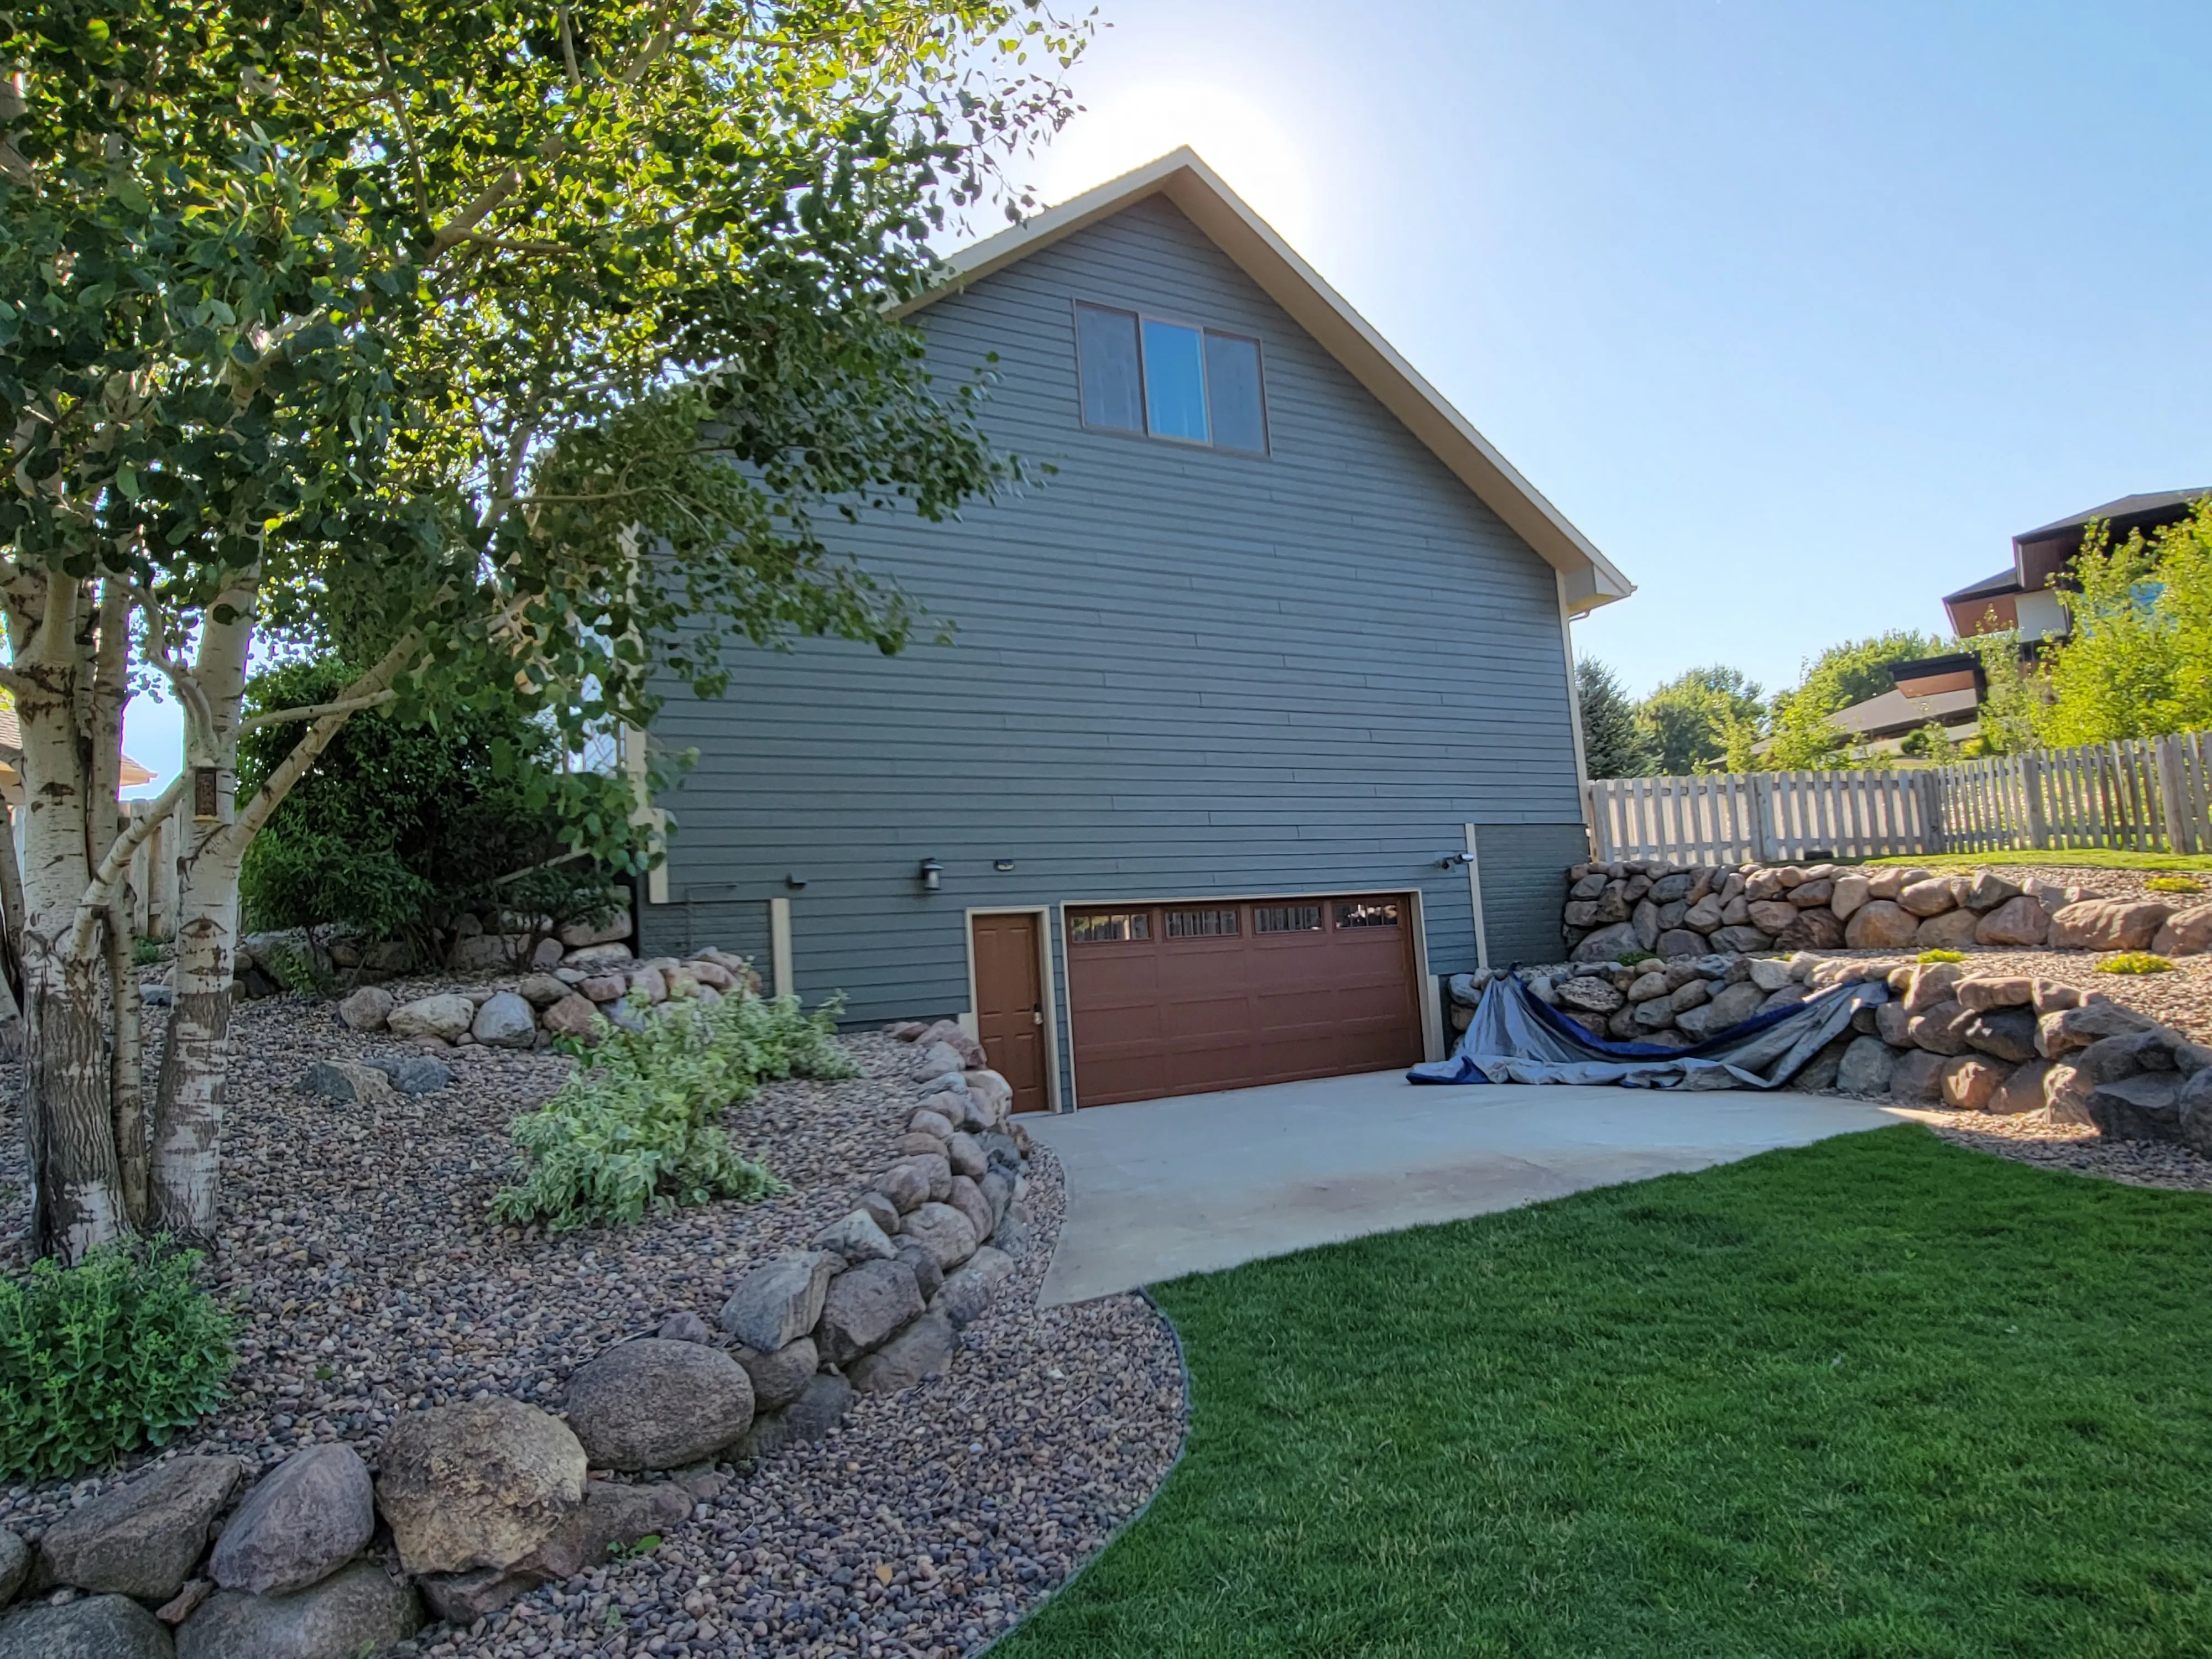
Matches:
[[1066, 894, 1424, 1107]]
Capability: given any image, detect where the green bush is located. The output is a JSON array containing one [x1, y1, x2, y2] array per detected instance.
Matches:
[[0, 1239, 236, 1482], [2147, 874, 2205, 895], [239, 659, 638, 963], [1917, 948, 1967, 964], [491, 987, 858, 1231]]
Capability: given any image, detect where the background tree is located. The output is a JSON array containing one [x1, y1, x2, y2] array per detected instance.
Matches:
[[2032, 500, 2212, 744], [0, 0, 1086, 1257], [1576, 657, 1654, 779], [238, 660, 632, 965], [1636, 665, 1765, 775], [1760, 628, 1948, 769]]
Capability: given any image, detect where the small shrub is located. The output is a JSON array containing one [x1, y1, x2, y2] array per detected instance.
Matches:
[[2097, 952, 2174, 975], [492, 987, 857, 1230], [2146, 875, 2205, 895], [1615, 950, 1658, 967], [1916, 948, 1967, 964], [0, 1239, 236, 1483], [131, 937, 164, 968]]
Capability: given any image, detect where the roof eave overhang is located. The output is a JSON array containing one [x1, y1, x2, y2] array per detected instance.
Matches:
[[898, 149, 1634, 617]]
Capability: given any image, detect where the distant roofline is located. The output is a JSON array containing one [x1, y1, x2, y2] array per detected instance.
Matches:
[[898, 148, 1634, 616], [2015, 488, 2211, 545]]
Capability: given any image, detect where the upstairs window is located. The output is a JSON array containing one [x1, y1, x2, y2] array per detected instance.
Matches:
[[1074, 302, 1269, 455]]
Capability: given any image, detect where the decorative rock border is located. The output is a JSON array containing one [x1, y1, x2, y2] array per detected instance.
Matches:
[[0, 1014, 1035, 1652], [1561, 859, 2212, 964]]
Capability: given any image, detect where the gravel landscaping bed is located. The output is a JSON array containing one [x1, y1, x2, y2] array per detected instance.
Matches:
[[0, 997, 1187, 1656], [1906, 1109, 2212, 1193]]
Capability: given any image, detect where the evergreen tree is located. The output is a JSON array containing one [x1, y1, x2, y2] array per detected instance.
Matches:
[[1577, 658, 1654, 779]]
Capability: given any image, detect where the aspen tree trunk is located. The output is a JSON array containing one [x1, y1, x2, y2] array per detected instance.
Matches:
[[148, 576, 255, 1241], [12, 573, 127, 1259]]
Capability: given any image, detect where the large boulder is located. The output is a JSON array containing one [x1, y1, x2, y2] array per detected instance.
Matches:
[[2048, 898, 2177, 952], [2179, 1069, 2212, 1155], [1956, 975, 2033, 1011], [963, 1069, 1015, 1122], [1915, 909, 1983, 951], [177, 1562, 421, 1659], [732, 1337, 818, 1412], [1745, 899, 1799, 936], [385, 993, 476, 1042], [375, 1397, 586, 1576], [517, 973, 571, 1008], [562, 942, 635, 973], [334, 985, 394, 1032], [914, 1041, 967, 1081], [719, 1252, 839, 1353], [471, 990, 539, 1049], [1904, 963, 1964, 1011], [738, 1373, 853, 1461], [39, 1454, 246, 1603], [1888, 1048, 1948, 1102], [210, 1444, 374, 1598], [1962, 1007, 2039, 1064], [564, 1339, 754, 1471], [2088, 1072, 2185, 1141], [0, 1531, 23, 1605], [559, 913, 633, 950], [415, 1480, 688, 1624], [0, 1594, 174, 1659], [1776, 909, 1845, 951], [1897, 876, 1963, 917], [1844, 900, 1921, 950], [1975, 895, 2050, 947], [2152, 905, 2212, 957], [849, 1311, 957, 1395], [1828, 873, 1871, 920], [1709, 924, 1774, 953], [540, 992, 604, 1043], [1942, 1055, 2009, 1111], [816, 1259, 925, 1364], [1569, 922, 1643, 964], [898, 1202, 980, 1272], [2037, 1000, 2156, 1059], [815, 1209, 898, 1265], [304, 1060, 394, 1104], [1907, 1001, 1972, 1056], [1835, 1035, 1898, 1095], [1989, 1058, 2053, 1115], [945, 1174, 994, 1244]]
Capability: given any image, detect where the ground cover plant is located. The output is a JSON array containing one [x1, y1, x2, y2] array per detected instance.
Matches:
[[2098, 952, 2176, 975], [492, 989, 857, 1230], [1000, 1129, 2212, 1658], [0, 1239, 235, 1481]]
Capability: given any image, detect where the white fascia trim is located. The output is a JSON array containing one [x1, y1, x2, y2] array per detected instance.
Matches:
[[899, 147, 1635, 613]]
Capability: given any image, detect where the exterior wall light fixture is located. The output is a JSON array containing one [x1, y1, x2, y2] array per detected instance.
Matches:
[[919, 858, 943, 892]]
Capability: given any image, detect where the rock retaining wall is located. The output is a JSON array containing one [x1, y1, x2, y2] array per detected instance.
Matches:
[[1560, 859, 2212, 964], [0, 1019, 1036, 1652], [1446, 955, 2212, 1150]]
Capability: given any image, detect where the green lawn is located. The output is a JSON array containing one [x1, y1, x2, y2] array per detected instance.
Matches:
[[1858, 848, 2212, 873], [1000, 1129, 2212, 1658]]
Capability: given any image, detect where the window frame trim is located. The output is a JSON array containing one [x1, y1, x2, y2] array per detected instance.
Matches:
[[1068, 296, 1272, 460]]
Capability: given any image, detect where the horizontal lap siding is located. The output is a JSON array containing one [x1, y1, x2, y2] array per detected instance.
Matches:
[[641, 196, 1584, 1087]]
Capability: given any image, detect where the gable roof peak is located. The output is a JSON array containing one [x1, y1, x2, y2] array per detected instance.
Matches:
[[899, 149, 1631, 615]]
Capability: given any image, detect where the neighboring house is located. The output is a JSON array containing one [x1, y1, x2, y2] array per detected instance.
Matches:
[[1943, 488, 2209, 644], [0, 702, 154, 808], [637, 150, 1631, 1112], [1814, 654, 1985, 758]]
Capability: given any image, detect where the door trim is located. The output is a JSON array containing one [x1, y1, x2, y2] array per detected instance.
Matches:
[[1059, 886, 1428, 1108], [963, 905, 1063, 1114]]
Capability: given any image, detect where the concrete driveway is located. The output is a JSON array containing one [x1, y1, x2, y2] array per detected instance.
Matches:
[[1026, 1071, 1902, 1303]]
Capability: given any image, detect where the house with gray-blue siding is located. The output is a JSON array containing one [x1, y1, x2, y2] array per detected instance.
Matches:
[[638, 149, 1631, 1114]]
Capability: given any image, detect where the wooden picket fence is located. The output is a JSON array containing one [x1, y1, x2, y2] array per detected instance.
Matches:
[[1588, 729, 2212, 864]]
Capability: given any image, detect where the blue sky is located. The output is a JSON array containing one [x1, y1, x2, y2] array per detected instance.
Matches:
[[120, 1, 2212, 790]]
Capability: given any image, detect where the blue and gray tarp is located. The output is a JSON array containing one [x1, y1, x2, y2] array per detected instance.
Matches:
[[1409, 972, 1891, 1091]]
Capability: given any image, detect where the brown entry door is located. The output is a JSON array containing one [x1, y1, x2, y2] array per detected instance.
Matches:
[[1066, 895, 1423, 1107], [971, 912, 1050, 1114]]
